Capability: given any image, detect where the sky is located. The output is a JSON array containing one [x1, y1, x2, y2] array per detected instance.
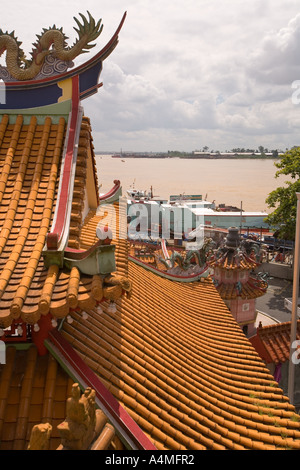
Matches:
[[1, 0, 300, 152]]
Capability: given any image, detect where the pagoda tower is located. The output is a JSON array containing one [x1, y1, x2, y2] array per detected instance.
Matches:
[[208, 227, 267, 337]]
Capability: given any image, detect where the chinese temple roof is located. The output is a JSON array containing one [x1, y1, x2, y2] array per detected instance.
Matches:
[[208, 227, 260, 271], [250, 320, 300, 365], [0, 114, 128, 331], [214, 277, 267, 300], [59, 257, 300, 449], [1, 12, 300, 452], [209, 252, 258, 270], [0, 345, 125, 450], [0, 345, 73, 450], [54, 209, 300, 449]]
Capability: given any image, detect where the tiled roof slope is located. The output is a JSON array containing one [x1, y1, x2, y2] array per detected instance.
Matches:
[[250, 321, 300, 365], [0, 344, 124, 450], [0, 114, 65, 327], [209, 252, 258, 270], [1, 110, 300, 449], [0, 345, 73, 450], [0, 113, 105, 329], [60, 211, 300, 450], [215, 278, 267, 300]]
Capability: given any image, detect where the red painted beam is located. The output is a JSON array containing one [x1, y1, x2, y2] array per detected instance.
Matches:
[[47, 75, 80, 250]]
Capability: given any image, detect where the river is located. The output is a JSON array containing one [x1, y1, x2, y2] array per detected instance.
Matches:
[[95, 156, 289, 213]]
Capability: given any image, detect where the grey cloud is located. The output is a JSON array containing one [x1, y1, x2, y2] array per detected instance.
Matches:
[[2, 0, 299, 152], [246, 13, 300, 85]]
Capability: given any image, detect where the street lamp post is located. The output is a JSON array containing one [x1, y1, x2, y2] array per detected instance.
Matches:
[[288, 193, 300, 404]]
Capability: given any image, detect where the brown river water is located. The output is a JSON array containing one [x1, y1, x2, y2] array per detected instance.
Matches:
[[96, 156, 290, 213]]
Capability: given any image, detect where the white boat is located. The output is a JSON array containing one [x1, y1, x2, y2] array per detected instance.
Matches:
[[127, 190, 269, 240], [189, 206, 269, 231], [163, 197, 269, 232], [126, 188, 153, 200]]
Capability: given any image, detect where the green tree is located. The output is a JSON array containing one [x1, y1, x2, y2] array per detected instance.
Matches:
[[265, 146, 300, 240]]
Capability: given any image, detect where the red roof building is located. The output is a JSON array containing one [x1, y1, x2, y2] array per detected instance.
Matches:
[[250, 320, 300, 410], [209, 227, 267, 337]]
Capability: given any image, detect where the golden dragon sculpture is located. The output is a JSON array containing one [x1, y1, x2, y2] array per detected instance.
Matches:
[[0, 11, 103, 81]]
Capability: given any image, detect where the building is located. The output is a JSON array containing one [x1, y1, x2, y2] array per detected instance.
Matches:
[[250, 321, 300, 412], [1, 12, 300, 451], [208, 227, 268, 337]]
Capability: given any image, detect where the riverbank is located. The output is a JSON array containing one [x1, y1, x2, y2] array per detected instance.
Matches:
[[96, 155, 284, 213], [100, 151, 280, 160]]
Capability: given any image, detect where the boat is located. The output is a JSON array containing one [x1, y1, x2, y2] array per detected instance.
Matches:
[[126, 183, 165, 203], [127, 188, 149, 200], [126, 190, 270, 240], [188, 205, 269, 231]]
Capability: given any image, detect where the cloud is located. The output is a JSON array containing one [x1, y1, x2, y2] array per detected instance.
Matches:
[[1, 0, 300, 151], [246, 13, 300, 85]]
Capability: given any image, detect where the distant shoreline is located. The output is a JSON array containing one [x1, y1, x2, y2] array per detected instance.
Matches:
[[96, 152, 280, 160]]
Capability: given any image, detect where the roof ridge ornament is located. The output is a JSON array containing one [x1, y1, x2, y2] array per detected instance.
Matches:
[[0, 11, 103, 81], [0, 11, 126, 109]]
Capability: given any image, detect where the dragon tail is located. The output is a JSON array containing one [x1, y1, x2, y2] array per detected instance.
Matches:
[[73, 11, 103, 52]]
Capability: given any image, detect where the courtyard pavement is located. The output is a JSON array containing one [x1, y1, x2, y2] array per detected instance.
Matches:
[[255, 276, 294, 325]]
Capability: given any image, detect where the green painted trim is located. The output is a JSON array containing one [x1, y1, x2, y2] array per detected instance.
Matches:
[[13, 342, 33, 351], [0, 100, 72, 124], [4, 342, 32, 351], [63, 245, 116, 276]]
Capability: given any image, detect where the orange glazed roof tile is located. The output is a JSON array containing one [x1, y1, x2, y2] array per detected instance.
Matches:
[[57, 211, 300, 450], [1, 108, 300, 449], [0, 114, 121, 329], [208, 250, 259, 271], [215, 277, 267, 300], [0, 345, 124, 450], [0, 345, 73, 450], [208, 227, 261, 271], [0, 114, 66, 327], [250, 321, 300, 365]]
